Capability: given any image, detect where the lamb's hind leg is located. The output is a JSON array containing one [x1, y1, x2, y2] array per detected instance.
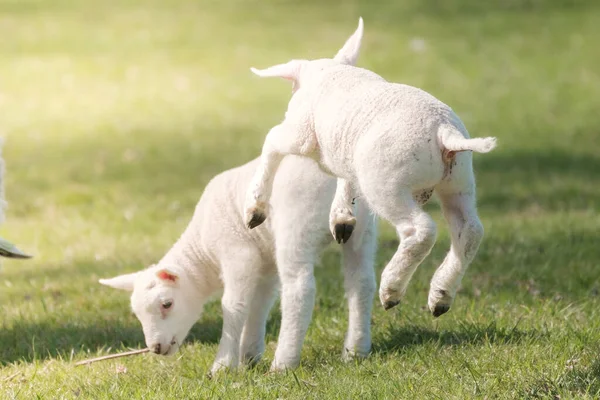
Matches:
[[427, 189, 484, 317], [360, 187, 437, 310]]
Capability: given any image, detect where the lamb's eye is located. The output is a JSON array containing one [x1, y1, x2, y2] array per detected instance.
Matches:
[[162, 300, 173, 310]]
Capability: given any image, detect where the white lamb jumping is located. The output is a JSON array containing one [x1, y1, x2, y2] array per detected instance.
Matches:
[[244, 18, 496, 317], [99, 155, 377, 374], [0, 140, 31, 259]]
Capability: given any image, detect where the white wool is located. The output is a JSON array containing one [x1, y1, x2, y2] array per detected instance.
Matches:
[[100, 156, 377, 373], [245, 18, 496, 317]]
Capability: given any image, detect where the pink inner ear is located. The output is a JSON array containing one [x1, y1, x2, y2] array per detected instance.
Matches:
[[157, 270, 177, 282]]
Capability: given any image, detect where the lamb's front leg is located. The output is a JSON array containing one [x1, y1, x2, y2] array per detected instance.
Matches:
[[330, 178, 358, 244], [239, 275, 279, 366], [211, 288, 249, 376], [271, 247, 316, 371], [211, 255, 262, 376], [245, 123, 313, 229]]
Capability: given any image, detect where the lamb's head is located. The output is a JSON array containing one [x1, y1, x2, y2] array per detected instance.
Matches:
[[100, 264, 202, 355], [250, 17, 364, 93]]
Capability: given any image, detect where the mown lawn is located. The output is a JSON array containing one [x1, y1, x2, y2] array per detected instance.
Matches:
[[1, 0, 599, 398]]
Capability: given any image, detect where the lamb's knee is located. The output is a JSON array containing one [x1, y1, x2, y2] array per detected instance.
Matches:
[[411, 214, 437, 251], [345, 272, 376, 297], [279, 264, 316, 296], [282, 274, 316, 297]]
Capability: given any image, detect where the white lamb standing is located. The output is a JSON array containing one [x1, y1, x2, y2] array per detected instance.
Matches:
[[99, 155, 377, 374], [0, 139, 31, 259], [244, 18, 497, 317]]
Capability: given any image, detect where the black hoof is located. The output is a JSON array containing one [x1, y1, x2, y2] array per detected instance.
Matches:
[[432, 304, 450, 318], [243, 353, 262, 368], [0, 249, 32, 259], [247, 212, 267, 229], [383, 299, 400, 311], [334, 223, 354, 244]]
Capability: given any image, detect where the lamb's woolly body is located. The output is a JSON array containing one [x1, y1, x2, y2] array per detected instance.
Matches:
[[245, 18, 496, 317], [287, 61, 492, 187], [101, 155, 377, 373]]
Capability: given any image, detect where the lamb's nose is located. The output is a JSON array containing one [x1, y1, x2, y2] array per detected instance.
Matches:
[[152, 344, 161, 354]]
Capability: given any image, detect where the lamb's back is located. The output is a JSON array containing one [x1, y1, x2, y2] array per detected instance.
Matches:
[[191, 156, 335, 268]]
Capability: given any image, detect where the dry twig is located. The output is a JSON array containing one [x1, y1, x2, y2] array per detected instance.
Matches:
[[75, 348, 149, 366], [2, 371, 20, 382]]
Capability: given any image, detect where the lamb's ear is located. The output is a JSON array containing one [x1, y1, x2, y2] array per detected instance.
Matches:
[[333, 17, 364, 66], [156, 268, 179, 285], [250, 60, 305, 92], [99, 272, 140, 291]]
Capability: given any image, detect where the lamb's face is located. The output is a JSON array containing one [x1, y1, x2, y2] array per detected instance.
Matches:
[[100, 266, 202, 356]]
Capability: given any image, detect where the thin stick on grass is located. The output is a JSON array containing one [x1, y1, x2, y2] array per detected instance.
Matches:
[[75, 348, 150, 366], [2, 371, 20, 382]]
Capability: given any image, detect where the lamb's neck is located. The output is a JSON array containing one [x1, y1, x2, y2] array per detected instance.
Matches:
[[158, 224, 215, 296]]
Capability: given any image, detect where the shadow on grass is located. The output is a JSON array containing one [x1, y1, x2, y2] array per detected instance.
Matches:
[[0, 256, 228, 365], [0, 278, 284, 365], [374, 321, 545, 356], [377, 218, 600, 305], [0, 315, 225, 365], [476, 148, 600, 213], [521, 355, 600, 398]]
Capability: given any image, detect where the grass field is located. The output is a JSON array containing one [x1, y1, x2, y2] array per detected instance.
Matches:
[[1, 0, 600, 398]]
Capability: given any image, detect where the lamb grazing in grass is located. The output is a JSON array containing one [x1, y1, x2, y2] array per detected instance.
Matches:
[[0, 140, 31, 259], [244, 18, 496, 317], [100, 155, 377, 374]]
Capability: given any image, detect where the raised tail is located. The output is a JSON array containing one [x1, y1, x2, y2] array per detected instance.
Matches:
[[438, 124, 497, 153]]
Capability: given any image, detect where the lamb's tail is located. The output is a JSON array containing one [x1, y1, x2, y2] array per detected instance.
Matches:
[[438, 124, 497, 153]]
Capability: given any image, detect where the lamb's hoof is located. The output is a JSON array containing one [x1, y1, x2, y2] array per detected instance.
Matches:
[[209, 362, 234, 378], [342, 347, 370, 362], [428, 289, 453, 318], [330, 210, 356, 244], [242, 352, 263, 368], [245, 201, 268, 229], [270, 357, 299, 372], [382, 299, 400, 311], [334, 223, 354, 244], [246, 211, 267, 229], [431, 304, 450, 318], [379, 285, 403, 311], [269, 363, 288, 373]]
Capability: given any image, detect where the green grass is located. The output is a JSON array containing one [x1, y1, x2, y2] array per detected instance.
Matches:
[[1, 0, 599, 398]]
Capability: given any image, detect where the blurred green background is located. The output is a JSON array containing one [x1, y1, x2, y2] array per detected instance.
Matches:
[[1, 0, 599, 398]]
